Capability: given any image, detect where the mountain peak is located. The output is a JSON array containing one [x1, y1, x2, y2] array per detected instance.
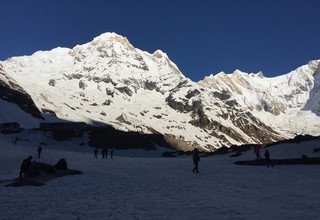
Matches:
[[153, 49, 168, 59], [249, 71, 264, 78], [308, 59, 320, 73], [91, 32, 133, 49], [232, 69, 246, 75]]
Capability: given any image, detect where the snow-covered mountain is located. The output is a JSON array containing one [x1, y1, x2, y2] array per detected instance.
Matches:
[[1, 32, 320, 151], [198, 60, 320, 140], [0, 64, 43, 127]]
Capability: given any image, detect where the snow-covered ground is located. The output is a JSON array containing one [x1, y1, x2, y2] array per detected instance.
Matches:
[[0, 134, 320, 220]]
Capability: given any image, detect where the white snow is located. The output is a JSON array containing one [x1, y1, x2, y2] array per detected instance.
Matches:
[[0, 133, 320, 219]]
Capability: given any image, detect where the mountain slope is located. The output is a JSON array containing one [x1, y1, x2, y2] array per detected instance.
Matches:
[[199, 60, 320, 138], [0, 64, 43, 128], [1, 32, 320, 151]]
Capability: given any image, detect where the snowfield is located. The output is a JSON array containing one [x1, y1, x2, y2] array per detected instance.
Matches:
[[0, 134, 320, 220]]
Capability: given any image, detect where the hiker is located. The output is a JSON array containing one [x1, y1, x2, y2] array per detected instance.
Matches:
[[37, 145, 43, 159], [264, 149, 273, 167], [192, 148, 200, 173], [110, 148, 113, 159], [19, 155, 33, 178], [102, 149, 105, 158], [94, 148, 98, 158], [254, 145, 262, 160]]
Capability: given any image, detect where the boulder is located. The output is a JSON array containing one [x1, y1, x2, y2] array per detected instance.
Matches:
[[3, 159, 82, 187], [54, 158, 68, 170]]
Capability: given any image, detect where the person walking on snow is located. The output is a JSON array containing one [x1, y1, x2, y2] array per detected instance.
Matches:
[[264, 149, 273, 167], [37, 145, 43, 159], [94, 148, 98, 159], [254, 145, 262, 160], [110, 148, 113, 159], [105, 148, 108, 158], [192, 148, 200, 173]]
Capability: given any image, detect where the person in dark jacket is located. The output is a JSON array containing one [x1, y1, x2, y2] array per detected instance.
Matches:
[[19, 155, 33, 178], [102, 149, 105, 158], [264, 149, 273, 167], [254, 145, 262, 160], [192, 148, 200, 173], [105, 148, 108, 159], [110, 148, 113, 159], [94, 148, 98, 159], [37, 145, 43, 159]]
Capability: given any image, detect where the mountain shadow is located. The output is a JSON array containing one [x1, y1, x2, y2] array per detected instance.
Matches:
[[38, 120, 172, 150]]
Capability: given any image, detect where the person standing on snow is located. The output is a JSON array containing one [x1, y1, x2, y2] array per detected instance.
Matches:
[[254, 145, 262, 160], [110, 148, 114, 159], [192, 148, 200, 173], [264, 149, 273, 167], [94, 148, 98, 159], [37, 145, 43, 159]]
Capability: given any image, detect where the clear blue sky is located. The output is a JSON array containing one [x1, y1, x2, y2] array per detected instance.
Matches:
[[0, 0, 319, 81]]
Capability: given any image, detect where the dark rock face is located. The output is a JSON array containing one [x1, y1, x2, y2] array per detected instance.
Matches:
[[101, 77, 117, 86], [189, 104, 213, 130], [165, 94, 196, 113], [115, 86, 133, 96], [42, 108, 57, 116], [186, 89, 201, 99], [212, 91, 231, 100], [48, 79, 56, 87], [70, 73, 83, 79], [105, 88, 114, 97], [102, 100, 112, 106], [79, 80, 87, 90], [144, 80, 157, 91], [0, 67, 43, 119]]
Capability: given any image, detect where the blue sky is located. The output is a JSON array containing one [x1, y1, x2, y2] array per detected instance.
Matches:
[[0, 0, 319, 81]]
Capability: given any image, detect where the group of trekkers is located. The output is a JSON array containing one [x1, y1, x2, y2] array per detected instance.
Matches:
[[17, 139, 273, 179], [253, 145, 273, 167], [94, 148, 114, 159]]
